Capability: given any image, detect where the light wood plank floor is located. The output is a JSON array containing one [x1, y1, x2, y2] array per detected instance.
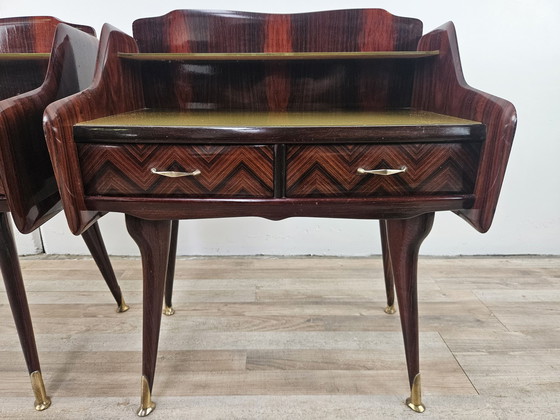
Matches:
[[0, 256, 559, 419]]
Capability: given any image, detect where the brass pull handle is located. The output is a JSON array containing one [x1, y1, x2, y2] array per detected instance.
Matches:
[[357, 166, 407, 176], [151, 168, 201, 177]]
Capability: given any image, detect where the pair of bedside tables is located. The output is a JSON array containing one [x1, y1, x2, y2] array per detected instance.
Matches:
[[3, 9, 516, 416]]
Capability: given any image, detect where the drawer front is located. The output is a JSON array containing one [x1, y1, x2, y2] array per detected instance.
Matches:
[[78, 144, 274, 198], [286, 143, 481, 197]]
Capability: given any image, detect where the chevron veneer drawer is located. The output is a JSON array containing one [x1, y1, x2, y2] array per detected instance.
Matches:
[[78, 144, 274, 197], [286, 143, 482, 197]]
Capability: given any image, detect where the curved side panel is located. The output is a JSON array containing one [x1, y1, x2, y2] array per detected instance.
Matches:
[[43, 24, 145, 234], [412, 22, 517, 232], [0, 23, 97, 233]]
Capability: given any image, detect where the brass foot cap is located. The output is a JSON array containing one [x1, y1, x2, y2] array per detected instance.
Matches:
[[30, 371, 51, 411], [138, 375, 155, 416], [163, 306, 175, 316], [384, 304, 396, 314], [35, 398, 52, 411], [406, 398, 425, 413], [117, 299, 130, 313], [137, 402, 156, 417]]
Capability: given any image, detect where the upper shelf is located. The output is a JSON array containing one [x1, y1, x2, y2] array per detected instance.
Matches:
[[0, 53, 50, 62], [74, 109, 483, 144], [117, 51, 439, 62]]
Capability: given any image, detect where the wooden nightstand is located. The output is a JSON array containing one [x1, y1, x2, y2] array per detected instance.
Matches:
[[44, 9, 516, 416], [0, 17, 128, 411]]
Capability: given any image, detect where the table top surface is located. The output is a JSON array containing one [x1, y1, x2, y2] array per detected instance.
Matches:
[[76, 109, 481, 128]]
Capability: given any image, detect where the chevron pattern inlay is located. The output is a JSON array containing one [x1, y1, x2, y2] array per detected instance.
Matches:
[[286, 143, 482, 197], [78, 144, 274, 197]]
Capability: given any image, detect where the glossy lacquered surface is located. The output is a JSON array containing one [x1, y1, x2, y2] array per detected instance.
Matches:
[[42, 9, 516, 415], [130, 9, 423, 112], [286, 143, 481, 197], [78, 144, 275, 197], [0, 19, 97, 233], [0, 20, 100, 389], [43, 24, 144, 234], [0, 17, 128, 410], [41, 9, 515, 235], [74, 109, 484, 143], [0, 212, 39, 374], [412, 22, 517, 232]]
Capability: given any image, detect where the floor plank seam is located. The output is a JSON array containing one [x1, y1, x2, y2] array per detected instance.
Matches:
[[473, 293, 511, 333], [438, 331, 480, 396]]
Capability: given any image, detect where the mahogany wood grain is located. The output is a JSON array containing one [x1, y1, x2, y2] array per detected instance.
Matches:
[[42, 9, 516, 414], [0, 212, 40, 374], [0, 21, 98, 389], [125, 215, 171, 394], [0, 20, 124, 303], [412, 22, 517, 233], [133, 9, 421, 53], [81, 221, 124, 306], [386, 212, 434, 387], [0, 22, 97, 233], [164, 220, 179, 310], [77, 144, 275, 198], [0, 15, 94, 102], [84, 195, 473, 221], [43, 24, 145, 234], [0, 16, 93, 52], [0, 60, 47, 101], [380, 220, 395, 309], [274, 144, 287, 198], [0, 19, 127, 407], [132, 9, 423, 111], [286, 143, 481, 197]]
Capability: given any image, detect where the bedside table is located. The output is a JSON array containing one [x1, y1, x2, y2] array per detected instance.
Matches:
[[44, 9, 516, 415]]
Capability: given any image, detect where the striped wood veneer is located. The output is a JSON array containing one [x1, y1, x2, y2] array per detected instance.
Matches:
[[286, 143, 482, 197], [78, 144, 275, 198]]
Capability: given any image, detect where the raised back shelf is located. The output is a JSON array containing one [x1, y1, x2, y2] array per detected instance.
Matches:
[[0, 53, 50, 61], [118, 51, 439, 61], [0, 54, 51, 101], [130, 9, 428, 112]]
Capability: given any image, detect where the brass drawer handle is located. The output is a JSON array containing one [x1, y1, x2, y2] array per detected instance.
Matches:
[[151, 168, 201, 177], [357, 166, 407, 176]]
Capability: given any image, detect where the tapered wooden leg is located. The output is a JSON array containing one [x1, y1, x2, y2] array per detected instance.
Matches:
[[0, 213, 51, 411], [379, 220, 396, 314], [125, 215, 172, 417], [385, 212, 434, 413], [81, 222, 129, 312], [163, 220, 179, 316]]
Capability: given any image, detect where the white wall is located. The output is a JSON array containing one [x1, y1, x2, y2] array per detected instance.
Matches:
[[2, 0, 559, 256]]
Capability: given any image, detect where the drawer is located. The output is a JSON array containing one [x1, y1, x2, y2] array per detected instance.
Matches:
[[78, 144, 274, 198], [286, 143, 482, 197]]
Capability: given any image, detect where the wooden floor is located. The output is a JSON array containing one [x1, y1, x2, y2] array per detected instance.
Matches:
[[0, 256, 559, 419]]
